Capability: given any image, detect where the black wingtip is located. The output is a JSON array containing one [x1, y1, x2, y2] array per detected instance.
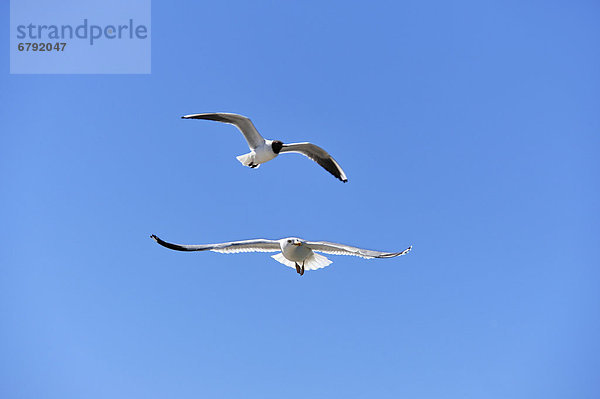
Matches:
[[150, 234, 159, 242]]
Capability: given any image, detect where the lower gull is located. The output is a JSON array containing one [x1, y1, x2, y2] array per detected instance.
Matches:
[[151, 235, 412, 275]]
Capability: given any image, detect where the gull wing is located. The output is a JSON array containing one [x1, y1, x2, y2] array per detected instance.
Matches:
[[181, 112, 265, 149], [279, 142, 348, 182], [305, 241, 412, 259], [151, 235, 281, 254]]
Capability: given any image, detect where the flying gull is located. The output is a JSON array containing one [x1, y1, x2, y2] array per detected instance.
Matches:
[[150, 235, 411, 275], [181, 112, 348, 182]]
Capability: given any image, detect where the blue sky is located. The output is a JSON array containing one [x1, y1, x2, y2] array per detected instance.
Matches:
[[1, 0, 599, 398]]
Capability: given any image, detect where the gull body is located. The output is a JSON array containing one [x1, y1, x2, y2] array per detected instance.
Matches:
[[181, 112, 348, 182], [280, 238, 312, 262], [280, 238, 314, 275], [150, 234, 412, 276], [237, 139, 280, 168]]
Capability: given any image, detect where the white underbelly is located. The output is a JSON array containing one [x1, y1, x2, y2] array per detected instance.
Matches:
[[254, 144, 277, 164], [282, 245, 313, 262]]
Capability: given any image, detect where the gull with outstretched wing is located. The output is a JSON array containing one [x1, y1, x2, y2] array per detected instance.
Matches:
[[151, 235, 411, 275], [181, 112, 348, 182]]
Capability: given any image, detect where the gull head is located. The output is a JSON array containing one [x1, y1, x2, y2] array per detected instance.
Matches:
[[271, 140, 284, 154], [282, 237, 304, 247]]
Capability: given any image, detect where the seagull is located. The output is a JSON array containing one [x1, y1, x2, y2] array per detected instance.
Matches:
[[181, 112, 348, 182], [150, 234, 411, 275]]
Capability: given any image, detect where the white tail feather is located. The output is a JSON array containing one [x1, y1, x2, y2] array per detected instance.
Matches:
[[271, 252, 333, 271], [305, 252, 333, 270], [271, 253, 296, 268], [236, 152, 257, 167]]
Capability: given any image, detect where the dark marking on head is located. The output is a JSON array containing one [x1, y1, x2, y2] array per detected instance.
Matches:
[[271, 140, 284, 154]]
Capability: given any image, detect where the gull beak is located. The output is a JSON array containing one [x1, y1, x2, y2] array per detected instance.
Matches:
[[293, 242, 302, 246]]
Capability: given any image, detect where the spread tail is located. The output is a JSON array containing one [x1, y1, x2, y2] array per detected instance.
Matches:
[[304, 253, 333, 270], [271, 252, 333, 271], [236, 153, 258, 168]]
